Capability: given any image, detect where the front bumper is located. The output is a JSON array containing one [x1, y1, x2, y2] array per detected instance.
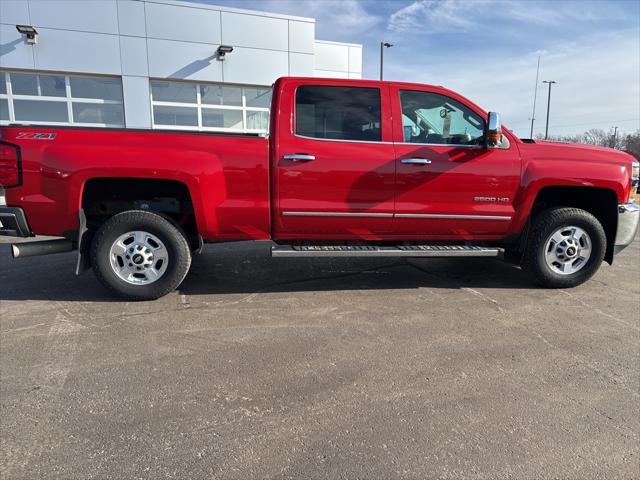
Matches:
[[0, 207, 32, 237], [614, 201, 639, 253]]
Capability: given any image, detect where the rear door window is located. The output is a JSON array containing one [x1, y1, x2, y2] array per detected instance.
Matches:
[[295, 86, 381, 142]]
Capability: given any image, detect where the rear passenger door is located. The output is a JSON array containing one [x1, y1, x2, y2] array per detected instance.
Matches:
[[272, 80, 396, 239]]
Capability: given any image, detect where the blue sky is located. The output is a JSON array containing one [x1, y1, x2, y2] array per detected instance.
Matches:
[[195, 0, 639, 137]]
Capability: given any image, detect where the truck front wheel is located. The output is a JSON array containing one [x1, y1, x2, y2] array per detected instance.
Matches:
[[523, 207, 606, 288], [90, 210, 191, 300]]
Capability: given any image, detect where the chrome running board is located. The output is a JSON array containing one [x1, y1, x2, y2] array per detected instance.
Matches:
[[271, 245, 502, 258]]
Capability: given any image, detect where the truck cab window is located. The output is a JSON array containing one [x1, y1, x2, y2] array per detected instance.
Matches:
[[400, 90, 484, 146], [296, 86, 381, 141]]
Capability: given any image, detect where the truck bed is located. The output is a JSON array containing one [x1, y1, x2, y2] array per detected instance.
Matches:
[[0, 126, 271, 240]]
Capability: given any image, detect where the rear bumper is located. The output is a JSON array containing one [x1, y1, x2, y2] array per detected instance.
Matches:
[[614, 201, 639, 253], [0, 207, 32, 237]]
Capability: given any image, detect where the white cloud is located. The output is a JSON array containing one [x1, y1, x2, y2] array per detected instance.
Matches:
[[387, 0, 615, 34], [501, 1, 564, 26], [384, 30, 640, 136], [315, 0, 381, 35], [388, 0, 484, 33]]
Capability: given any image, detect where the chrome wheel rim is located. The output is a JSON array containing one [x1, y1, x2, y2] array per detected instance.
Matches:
[[544, 226, 592, 275], [109, 231, 169, 285]]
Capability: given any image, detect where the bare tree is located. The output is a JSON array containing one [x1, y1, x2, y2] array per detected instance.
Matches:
[[621, 131, 640, 159], [536, 128, 640, 159]]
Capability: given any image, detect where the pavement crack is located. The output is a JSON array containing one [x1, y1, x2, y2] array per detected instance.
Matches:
[[2, 322, 54, 335], [461, 287, 505, 313], [559, 290, 639, 331]]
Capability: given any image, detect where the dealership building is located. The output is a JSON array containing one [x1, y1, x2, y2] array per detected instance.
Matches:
[[0, 0, 363, 133]]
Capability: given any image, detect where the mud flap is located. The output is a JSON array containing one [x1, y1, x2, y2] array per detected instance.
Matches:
[[195, 235, 204, 254], [75, 209, 90, 275]]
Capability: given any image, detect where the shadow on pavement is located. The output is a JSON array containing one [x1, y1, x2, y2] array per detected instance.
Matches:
[[0, 241, 537, 302]]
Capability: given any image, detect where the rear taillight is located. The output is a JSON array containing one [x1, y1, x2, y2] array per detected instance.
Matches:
[[0, 143, 21, 188]]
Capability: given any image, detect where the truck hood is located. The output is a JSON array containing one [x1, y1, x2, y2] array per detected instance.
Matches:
[[520, 139, 635, 165]]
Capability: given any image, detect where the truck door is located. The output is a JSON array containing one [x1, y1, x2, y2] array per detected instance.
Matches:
[[390, 86, 520, 239], [272, 80, 396, 239]]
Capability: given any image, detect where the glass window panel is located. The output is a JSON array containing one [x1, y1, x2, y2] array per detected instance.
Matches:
[[39, 75, 66, 97], [153, 105, 198, 126], [14, 100, 68, 122], [10, 72, 38, 96], [0, 75, 6, 95], [151, 81, 196, 103], [200, 85, 242, 106], [246, 110, 268, 131], [399, 90, 484, 145], [69, 76, 122, 101], [73, 103, 124, 125], [0, 99, 9, 121], [295, 86, 381, 141], [245, 87, 271, 108], [202, 109, 243, 129]]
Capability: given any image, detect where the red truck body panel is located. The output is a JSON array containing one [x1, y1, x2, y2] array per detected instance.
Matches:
[[387, 82, 521, 240], [1, 129, 271, 240], [508, 140, 632, 235], [0, 77, 635, 243], [271, 79, 397, 240]]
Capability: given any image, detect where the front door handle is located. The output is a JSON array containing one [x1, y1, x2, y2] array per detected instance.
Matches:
[[401, 158, 432, 165], [283, 154, 315, 162]]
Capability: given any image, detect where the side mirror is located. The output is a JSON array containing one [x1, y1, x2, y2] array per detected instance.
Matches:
[[485, 112, 502, 148]]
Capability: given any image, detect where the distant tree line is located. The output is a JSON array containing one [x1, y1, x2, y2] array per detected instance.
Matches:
[[536, 129, 640, 159]]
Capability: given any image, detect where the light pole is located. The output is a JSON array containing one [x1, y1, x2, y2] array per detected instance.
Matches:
[[543, 80, 556, 140], [611, 126, 618, 148], [529, 56, 541, 138], [380, 42, 393, 80]]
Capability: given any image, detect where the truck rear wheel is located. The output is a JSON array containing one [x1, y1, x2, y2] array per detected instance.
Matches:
[[90, 210, 191, 300], [523, 207, 606, 288]]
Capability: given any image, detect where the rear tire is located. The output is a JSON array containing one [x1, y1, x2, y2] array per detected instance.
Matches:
[[522, 207, 606, 288], [91, 210, 191, 300]]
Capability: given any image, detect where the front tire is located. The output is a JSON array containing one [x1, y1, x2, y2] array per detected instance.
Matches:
[[91, 210, 191, 300], [523, 207, 606, 288]]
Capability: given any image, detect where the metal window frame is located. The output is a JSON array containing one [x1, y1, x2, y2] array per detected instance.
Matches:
[[0, 70, 125, 128], [150, 78, 270, 134]]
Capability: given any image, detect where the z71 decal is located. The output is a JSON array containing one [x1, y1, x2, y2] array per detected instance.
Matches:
[[16, 132, 57, 140]]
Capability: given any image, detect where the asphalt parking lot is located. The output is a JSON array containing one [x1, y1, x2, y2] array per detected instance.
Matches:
[[1, 236, 638, 479]]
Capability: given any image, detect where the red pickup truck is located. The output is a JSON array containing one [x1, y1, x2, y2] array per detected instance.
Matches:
[[1, 77, 638, 300]]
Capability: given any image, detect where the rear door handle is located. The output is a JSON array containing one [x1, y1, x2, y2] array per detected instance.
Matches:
[[401, 158, 432, 165], [283, 154, 315, 162]]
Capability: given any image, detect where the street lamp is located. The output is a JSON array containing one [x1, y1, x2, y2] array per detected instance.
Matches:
[[216, 45, 233, 61], [529, 55, 541, 139], [380, 42, 393, 80], [543, 80, 556, 140], [16, 25, 38, 45]]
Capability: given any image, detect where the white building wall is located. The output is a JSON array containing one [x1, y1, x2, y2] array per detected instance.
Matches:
[[0, 0, 363, 129], [122, 76, 152, 129], [313, 40, 362, 80]]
